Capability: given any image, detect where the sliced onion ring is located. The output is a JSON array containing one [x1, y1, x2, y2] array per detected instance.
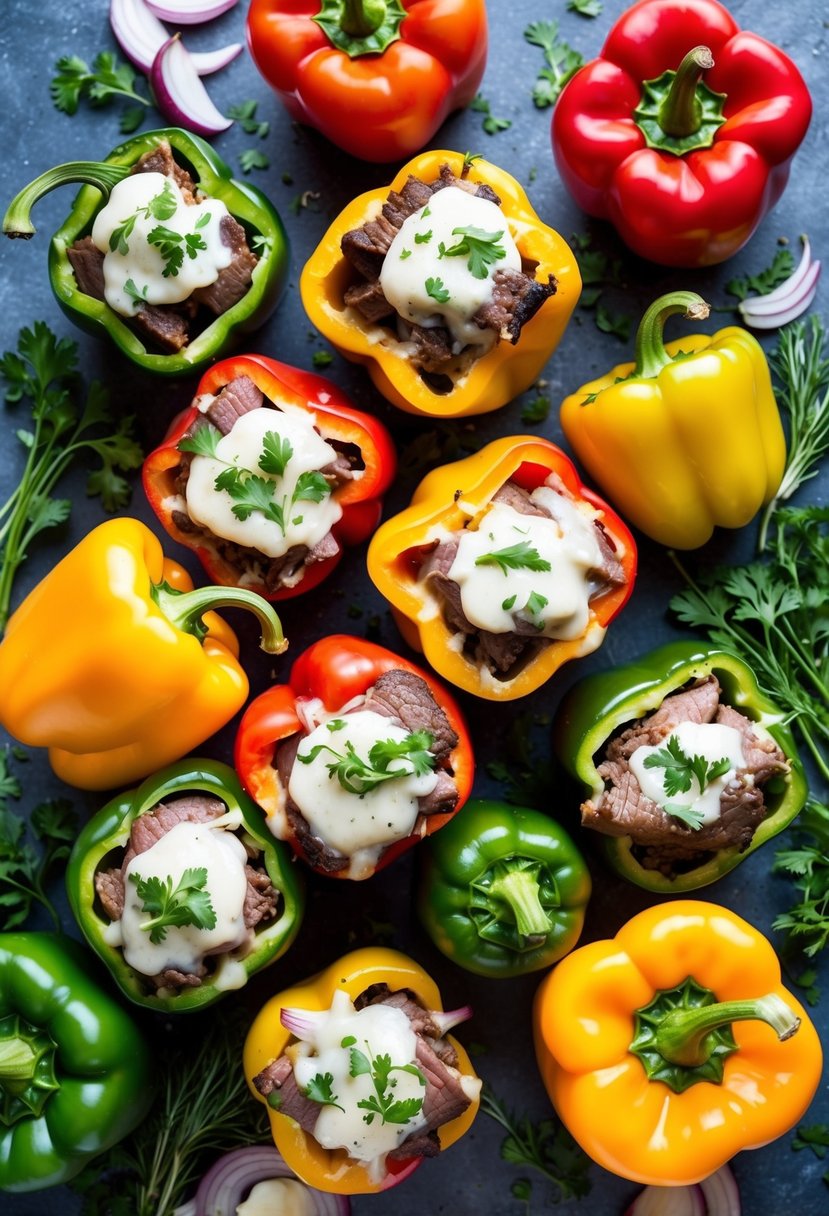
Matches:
[[110, 0, 241, 75], [151, 34, 233, 136], [146, 0, 238, 22], [739, 236, 821, 330], [192, 1146, 350, 1216], [699, 1165, 741, 1215], [626, 1165, 740, 1216]]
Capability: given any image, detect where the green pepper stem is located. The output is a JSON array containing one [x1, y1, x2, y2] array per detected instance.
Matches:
[[153, 582, 288, 655], [658, 46, 714, 138], [487, 866, 551, 940], [656, 993, 800, 1067], [634, 290, 710, 379], [0, 1036, 37, 1083], [3, 161, 131, 238], [341, 0, 385, 36]]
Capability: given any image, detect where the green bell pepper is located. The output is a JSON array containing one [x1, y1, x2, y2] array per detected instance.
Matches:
[[66, 759, 304, 1013], [0, 931, 152, 1193], [2, 127, 289, 376], [417, 798, 591, 978], [554, 641, 808, 893]]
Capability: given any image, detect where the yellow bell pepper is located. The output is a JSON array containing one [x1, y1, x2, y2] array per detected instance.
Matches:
[[0, 517, 287, 790], [243, 947, 480, 1194], [300, 150, 581, 419], [559, 291, 786, 548], [533, 900, 822, 1186]]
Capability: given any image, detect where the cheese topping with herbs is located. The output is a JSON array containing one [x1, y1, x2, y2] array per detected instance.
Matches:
[[630, 722, 747, 827], [184, 408, 343, 558], [379, 186, 521, 350], [447, 492, 603, 640], [91, 172, 232, 316]]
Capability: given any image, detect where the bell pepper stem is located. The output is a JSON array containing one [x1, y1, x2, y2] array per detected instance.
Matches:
[[0, 1035, 37, 1082], [153, 581, 288, 655], [487, 866, 551, 940], [658, 46, 715, 138], [341, 0, 385, 36], [3, 161, 131, 238], [634, 291, 711, 379], [656, 993, 800, 1067]]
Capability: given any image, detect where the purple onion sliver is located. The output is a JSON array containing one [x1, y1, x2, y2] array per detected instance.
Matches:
[[110, 0, 168, 73], [431, 1006, 474, 1035], [740, 260, 821, 328], [190, 42, 243, 75], [194, 1145, 351, 1216], [699, 1164, 741, 1216], [280, 1006, 321, 1040], [624, 1183, 706, 1216], [150, 34, 233, 137], [145, 0, 238, 23]]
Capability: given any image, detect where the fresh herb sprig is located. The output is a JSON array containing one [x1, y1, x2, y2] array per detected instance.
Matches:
[[129, 867, 216, 944], [298, 728, 436, 796], [147, 215, 210, 278], [475, 541, 552, 575], [348, 1039, 425, 1126], [725, 247, 796, 303], [0, 322, 143, 631], [642, 734, 731, 828], [523, 21, 583, 109], [570, 232, 632, 340], [792, 1123, 829, 1187], [440, 225, 506, 279], [774, 799, 829, 959], [469, 93, 512, 135], [51, 52, 151, 132], [109, 181, 178, 256], [481, 1087, 592, 1203], [304, 1071, 344, 1111]]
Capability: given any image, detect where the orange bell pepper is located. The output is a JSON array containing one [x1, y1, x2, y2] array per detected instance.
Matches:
[[300, 150, 581, 419], [367, 436, 636, 700], [0, 518, 286, 790], [243, 947, 480, 1194], [533, 900, 822, 1186]]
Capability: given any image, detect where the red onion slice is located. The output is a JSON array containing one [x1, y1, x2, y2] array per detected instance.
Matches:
[[191, 42, 243, 74], [111, 0, 241, 75], [193, 1146, 350, 1216], [752, 237, 814, 306], [151, 34, 233, 136], [739, 259, 821, 329], [699, 1165, 741, 1215], [625, 1183, 706, 1215], [146, 0, 238, 22]]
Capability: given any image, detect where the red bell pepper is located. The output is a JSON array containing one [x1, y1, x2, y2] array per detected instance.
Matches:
[[234, 634, 474, 878], [142, 353, 397, 601], [552, 0, 812, 267], [246, 0, 488, 163]]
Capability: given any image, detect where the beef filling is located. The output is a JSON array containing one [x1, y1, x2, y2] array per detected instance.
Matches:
[[341, 162, 556, 377], [583, 675, 789, 873], [93, 794, 279, 993], [420, 478, 628, 679], [66, 140, 258, 353], [274, 670, 460, 874], [252, 983, 473, 1163]]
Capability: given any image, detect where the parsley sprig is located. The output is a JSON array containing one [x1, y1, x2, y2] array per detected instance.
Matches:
[[440, 226, 507, 280], [50, 52, 151, 133], [481, 1087, 592, 1203], [774, 799, 829, 959], [475, 541, 552, 575], [469, 93, 512, 135], [349, 1038, 425, 1126], [0, 322, 143, 631], [304, 1072, 343, 1112], [523, 21, 583, 109], [792, 1123, 829, 1188], [643, 734, 731, 828], [148, 214, 210, 278], [298, 728, 436, 796], [726, 247, 795, 303], [129, 867, 217, 944], [109, 180, 178, 257]]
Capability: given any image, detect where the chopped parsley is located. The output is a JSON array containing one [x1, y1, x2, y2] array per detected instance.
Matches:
[[297, 729, 436, 796], [415, 230, 432, 244], [400, 248, 412, 260], [642, 734, 732, 829], [128, 867, 216, 944], [349, 1041, 425, 1126], [440, 226, 506, 280], [425, 277, 450, 304], [475, 541, 552, 575]]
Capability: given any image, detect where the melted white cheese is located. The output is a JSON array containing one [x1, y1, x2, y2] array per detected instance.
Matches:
[[379, 186, 521, 351], [446, 492, 603, 640], [288, 710, 439, 877], [292, 989, 427, 1181], [185, 408, 343, 558], [120, 819, 249, 977], [91, 172, 233, 316], [629, 722, 747, 826], [236, 1179, 314, 1216]]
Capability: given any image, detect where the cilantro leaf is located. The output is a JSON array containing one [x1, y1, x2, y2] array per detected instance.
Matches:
[[239, 148, 270, 175], [481, 1087, 591, 1202], [469, 93, 511, 135], [441, 226, 506, 279], [425, 277, 450, 304], [178, 423, 222, 459], [312, 350, 333, 368], [228, 100, 270, 139], [129, 866, 216, 944], [119, 104, 145, 134], [298, 730, 436, 796], [773, 799, 829, 959], [348, 1047, 372, 1077], [525, 590, 548, 624], [304, 1072, 343, 1111], [568, 0, 602, 14], [149, 180, 178, 221], [348, 1040, 424, 1126], [642, 734, 731, 800], [726, 247, 796, 302], [147, 225, 185, 277], [414, 230, 432, 244], [595, 303, 632, 341], [123, 278, 148, 307], [661, 802, 706, 830], [259, 431, 293, 478], [524, 22, 583, 108], [50, 51, 151, 119], [475, 541, 552, 575], [214, 467, 285, 528], [293, 471, 330, 505]]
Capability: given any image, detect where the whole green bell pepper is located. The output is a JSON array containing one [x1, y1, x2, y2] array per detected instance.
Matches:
[[2, 127, 289, 376], [554, 641, 808, 893], [0, 931, 152, 1193], [66, 759, 304, 1013], [417, 798, 591, 978]]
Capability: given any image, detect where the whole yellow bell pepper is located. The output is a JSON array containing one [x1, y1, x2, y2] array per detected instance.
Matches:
[[243, 947, 480, 1194], [300, 149, 581, 419], [559, 291, 786, 548], [0, 517, 287, 790], [533, 900, 822, 1186]]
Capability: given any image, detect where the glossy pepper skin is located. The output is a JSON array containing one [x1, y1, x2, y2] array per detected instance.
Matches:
[[3, 128, 289, 375], [554, 641, 807, 892], [418, 798, 591, 978], [300, 150, 581, 419], [247, 0, 488, 163], [552, 0, 812, 266], [143, 353, 397, 601], [560, 291, 786, 549], [0, 932, 152, 1192], [235, 635, 474, 878], [66, 760, 304, 1013], [0, 517, 287, 791], [243, 947, 480, 1193], [533, 901, 822, 1185], [367, 436, 636, 700]]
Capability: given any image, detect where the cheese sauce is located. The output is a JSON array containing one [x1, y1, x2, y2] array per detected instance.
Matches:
[[379, 186, 521, 350], [185, 408, 343, 557], [235, 1179, 315, 1216], [91, 172, 232, 316], [630, 722, 747, 826]]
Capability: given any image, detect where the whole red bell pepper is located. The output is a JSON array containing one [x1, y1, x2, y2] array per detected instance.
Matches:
[[234, 634, 474, 879], [552, 0, 812, 267], [142, 353, 397, 601], [246, 0, 488, 163]]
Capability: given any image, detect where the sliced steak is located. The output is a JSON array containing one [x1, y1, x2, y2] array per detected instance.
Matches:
[[253, 1056, 322, 1133], [341, 212, 402, 280], [243, 865, 279, 930], [192, 215, 258, 315], [67, 236, 105, 300], [344, 278, 393, 322], [202, 374, 264, 433], [716, 704, 789, 784], [154, 966, 203, 990], [133, 303, 190, 352], [607, 678, 721, 762], [366, 670, 459, 764], [94, 868, 125, 921], [410, 323, 454, 373], [306, 530, 340, 565], [413, 1035, 472, 1134], [491, 480, 549, 517], [131, 140, 197, 200], [127, 794, 226, 858], [473, 269, 557, 343]]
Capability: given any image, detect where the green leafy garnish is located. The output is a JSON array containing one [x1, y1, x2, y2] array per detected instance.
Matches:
[[0, 322, 142, 630], [481, 1087, 592, 1203], [239, 149, 270, 175], [469, 93, 512, 135], [521, 394, 551, 424], [568, 0, 602, 13], [792, 1123, 829, 1188], [726, 247, 796, 303], [297, 729, 437, 796], [643, 734, 732, 798], [178, 423, 222, 459], [147, 222, 208, 278], [774, 799, 829, 959], [304, 1072, 343, 1111], [228, 100, 270, 138], [414, 230, 432, 244], [50, 51, 151, 118], [399, 248, 412, 260], [462, 151, 484, 171], [524, 21, 583, 109], [595, 302, 632, 341], [425, 277, 450, 304], [440, 226, 506, 280], [525, 590, 549, 626], [475, 541, 552, 575], [312, 350, 334, 368], [502, 595, 517, 610], [349, 1042, 425, 1126], [129, 867, 216, 944], [111, 179, 177, 256], [119, 104, 146, 134], [123, 278, 149, 307], [259, 431, 293, 479]]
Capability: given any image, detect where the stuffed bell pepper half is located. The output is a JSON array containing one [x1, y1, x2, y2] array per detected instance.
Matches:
[[235, 635, 474, 880], [3, 129, 289, 374], [368, 436, 636, 700], [244, 948, 480, 1194], [301, 150, 580, 417], [555, 642, 807, 891]]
